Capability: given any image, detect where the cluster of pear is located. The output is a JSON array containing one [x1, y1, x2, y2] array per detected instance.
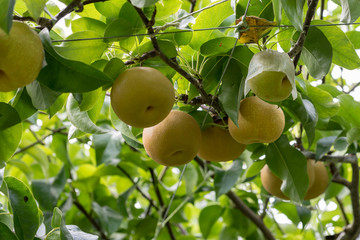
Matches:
[[0, 21, 44, 92], [261, 159, 329, 200]]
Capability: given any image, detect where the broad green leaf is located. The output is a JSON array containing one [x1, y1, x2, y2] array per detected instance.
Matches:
[[199, 205, 224, 239], [214, 160, 242, 198], [103, 2, 144, 43], [340, 0, 360, 23], [190, 0, 233, 50], [0, 123, 22, 167], [47, 94, 68, 118], [219, 226, 238, 240], [23, 0, 46, 20], [301, 27, 332, 79], [334, 136, 348, 151], [273, 201, 300, 225], [92, 202, 123, 235], [51, 208, 73, 240], [315, 136, 337, 160], [155, 0, 182, 20], [12, 88, 37, 120], [103, 58, 126, 81], [337, 94, 360, 128], [0, 102, 21, 130], [0, 0, 15, 34], [94, 0, 125, 19], [38, 29, 113, 93], [131, 0, 159, 8], [138, 39, 177, 58], [32, 180, 57, 211], [266, 135, 309, 202], [66, 225, 98, 240], [77, 88, 103, 112], [296, 205, 311, 229], [280, 0, 305, 31], [282, 98, 318, 147], [174, 30, 193, 46], [54, 31, 108, 65], [66, 94, 108, 134], [26, 81, 61, 110], [4, 176, 41, 240], [117, 185, 136, 217], [347, 127, 360, 143], [306, 85, 339, 118], [272, 0, 282, 23], [245, 160, 266, 178], [346, 31, 360, 49], [0, 222, 18, 240], [324, 182, 344, 200], [313, 20, 360, 70], [71, 17, 107, 35], [92, 132, 122, 165], [200, 37, 237, 57]]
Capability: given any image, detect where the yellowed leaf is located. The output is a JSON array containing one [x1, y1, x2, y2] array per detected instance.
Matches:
[[236, 16, 276, 44]]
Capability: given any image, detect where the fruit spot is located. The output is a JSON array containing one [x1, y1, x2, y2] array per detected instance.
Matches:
[[146, 106, 153, 111], [171, 150, 183, 157], [219, 42, 223, 47], [24, 196, 28, 203]]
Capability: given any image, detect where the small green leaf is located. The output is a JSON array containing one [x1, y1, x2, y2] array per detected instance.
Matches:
[[0, 123, 22, 167], [66, 94, 108, 135], [183, 163, 198, 196], [51, 208, 73, 240], [0, 0, 15, 34], [347, 128, 360, 144], [280, 0, 305, 31], [71, 17, 107, 35], [316, 136, 337, 160], [273, 201, 300, 225], [131, 0, 159, 8], [66, 225, 98, 240], [296, 205, 312, 229], [26, 81, 61, 110], [245, 160, 266, 178], [92, 202, 123, 235], [94, 0, 125, 19], [38, 29, 113, 93], [219, 226, 238, 240], [266, 135, 309, 202], [12, 88, 37, 120], [272, 0, 282, 23], [92, 132, 122, 165], [337, 94, 360, 128], [4, 176, 41, 240], [199, 205, 224, 239], [23, 0, 46, 20], [214, 160, 242, 198], [117, 185, 136, 217], [0, 102, 21, 130], [307, 85, 340, 118], [301, 27, 332, 79], [103, 58, 126, 81], [236, 0, 274, 19]]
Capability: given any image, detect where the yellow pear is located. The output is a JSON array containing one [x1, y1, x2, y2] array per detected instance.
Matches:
[[0, 21, 44, 92], [261, 160, 315, 200], [244, 50, 296, 102], [111, 67, 175, 128], [228, 96, 285, 144], [304, 160, 329, 200], [142, 110, 201, 166], [197, 120, 246, 162]]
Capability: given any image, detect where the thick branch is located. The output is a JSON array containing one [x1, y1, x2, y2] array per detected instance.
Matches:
[[302, 151, 357, 164], [288, 0, 319, 67], [226, 191, 276, 240], [129, 0, 223, 114], [329, 163, 352, 189]]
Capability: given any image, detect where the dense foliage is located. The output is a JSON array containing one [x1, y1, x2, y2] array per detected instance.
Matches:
[[1, 0, 360, 239]]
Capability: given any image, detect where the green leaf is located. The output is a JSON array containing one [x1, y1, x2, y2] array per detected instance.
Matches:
[[340, 0, 360, 23], [183, 163, 198, 196], [0, 222, 18, 240], [222, 207, 256, 237], [306, 85, 340, 118], [236, 0, 274, 19], [103, 2, 144, 42], [92, 132, 122, 165], [38, 29, 113, 93], [199, 205, 224, 239], [313, 20, 360, 70], [92, 202, 123, 235], [117, 185, 136, 217], [54, 31, 108, 65], [66, 94, 108, 135], [190, 0, 233, 50], [26, 81, 61, 110], [155, 0, 182, 20], [282, 98, 318, 147], [301, 27, 332, 79], [266, 135, 309, 201], [296, 205, 312, 229], [138, 40, 178, 58], [316, 136, 337, 160], [131, 0, 159, 8], [219, 226, 238, 240], [280, 0, 305, 31], [4, 176, 41, 240], [23, 0, 46, 20], [0, 0, 15, 34], [12, 88, 37, 120], [51, 208, 73, 240], [0, 123, 22, 167], [71, 17, 107, 35], [346, 31, 360, 49], [94, 0, 125, 20], [272, 0, 282, 23], [273, 201, 300, 225], [66, 225, 98, 240], [214, 160, 242, 198], [103, 58, 126, 81], [347, 127, 360, 144], [31, 180, 57, 211], [337, 94, 360, 128], [200, 37, 237, 57], [0, 102, 21, 130], [245, 160, 266, 178]]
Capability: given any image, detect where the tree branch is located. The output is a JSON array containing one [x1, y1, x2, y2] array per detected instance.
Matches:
[[189, 0, 197, 13], [149, 168, 176, 240], [302, 151, 357, 164], [124, 50, 159, 65], [329, 163, 352, 189], [288, 0, 319, 67], [128, 0, 223, 114], [335, 196, 350, 226]]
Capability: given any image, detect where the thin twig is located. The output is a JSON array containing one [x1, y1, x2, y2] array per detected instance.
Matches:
[[189, 0, 197, 13], [124, 50, 159, 65], [302, 151, 358, 164], [149, 168, 176, 240], [329, 163, 351, 189], [335, 196, 350, 225], [261, 197, 270, 219]]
